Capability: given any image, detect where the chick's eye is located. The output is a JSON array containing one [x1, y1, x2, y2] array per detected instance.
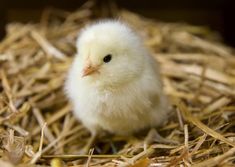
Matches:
[[103, 54, 112, 63]]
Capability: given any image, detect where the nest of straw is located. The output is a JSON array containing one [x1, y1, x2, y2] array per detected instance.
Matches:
[[0, 1, 235, 167]]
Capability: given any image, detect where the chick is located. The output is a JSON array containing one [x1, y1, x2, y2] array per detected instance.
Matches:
[[65, 20, 169, 151]]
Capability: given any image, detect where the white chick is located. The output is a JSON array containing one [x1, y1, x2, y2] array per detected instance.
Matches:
[[65, 20, 169, 138]]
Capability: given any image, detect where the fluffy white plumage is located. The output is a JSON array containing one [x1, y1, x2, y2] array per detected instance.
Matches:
[[65, 20, 169, 136]]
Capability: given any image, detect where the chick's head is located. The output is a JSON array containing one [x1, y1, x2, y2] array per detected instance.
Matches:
[[76, 21, 146, 88]]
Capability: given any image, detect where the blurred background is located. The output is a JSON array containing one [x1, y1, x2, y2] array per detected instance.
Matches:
[[1, 0, 235, 47]]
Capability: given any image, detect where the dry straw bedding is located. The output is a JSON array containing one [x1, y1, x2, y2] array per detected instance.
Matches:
[[0, 1, 235, 167]]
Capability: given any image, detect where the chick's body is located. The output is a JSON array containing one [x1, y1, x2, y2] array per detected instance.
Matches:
[[65, 21, 168, 136]]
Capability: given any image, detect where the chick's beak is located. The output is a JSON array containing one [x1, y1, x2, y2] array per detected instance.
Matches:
[[82, 62, 99, 77]]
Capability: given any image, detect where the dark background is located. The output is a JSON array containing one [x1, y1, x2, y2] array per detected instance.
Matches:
[[1, 0, 235, 47]]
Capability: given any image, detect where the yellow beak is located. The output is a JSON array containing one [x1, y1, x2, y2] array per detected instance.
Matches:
[[82, 65, 98, 77]]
